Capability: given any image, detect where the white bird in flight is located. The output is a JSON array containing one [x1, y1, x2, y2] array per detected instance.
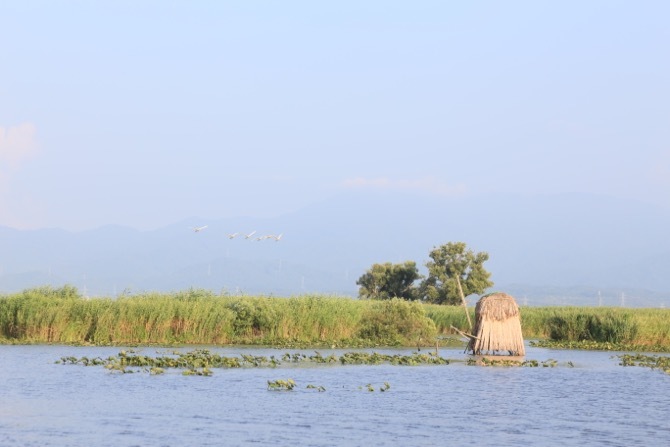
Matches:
[[244, 230, 257, 239], [273, 233, 283, 242], [191, 225, 208, 232], [228, 232, 239, 239]]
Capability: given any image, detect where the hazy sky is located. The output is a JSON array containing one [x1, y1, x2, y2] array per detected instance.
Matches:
[[1, 1, 668, 230]]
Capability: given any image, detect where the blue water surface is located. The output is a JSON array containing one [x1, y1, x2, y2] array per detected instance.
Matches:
[[0, 344, 668, 447]]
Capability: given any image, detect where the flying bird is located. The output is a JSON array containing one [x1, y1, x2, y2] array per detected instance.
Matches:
[[273, 233, 283, 242], [191, 225, 208, 232], [244, 231, 257, 239], [228, 232, 239, 239]]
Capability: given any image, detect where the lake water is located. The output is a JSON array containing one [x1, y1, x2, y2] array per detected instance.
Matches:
[[0, 344, 668, 447]]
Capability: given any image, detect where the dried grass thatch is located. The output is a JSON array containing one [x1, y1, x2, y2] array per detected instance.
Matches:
[[466, 292, 525, 356]]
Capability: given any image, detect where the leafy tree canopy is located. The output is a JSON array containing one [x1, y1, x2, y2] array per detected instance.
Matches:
[[356, 261, 421, 301], [419, 242, 493, 305]]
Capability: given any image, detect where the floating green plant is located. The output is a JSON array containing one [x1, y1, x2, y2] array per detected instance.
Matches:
[[59, 348, 577, 374], [479, 357, 523, 367], [309, 351, 338, 363], [57, 349, 452, 376], [360, 382, 390, 392], [339, 351, 448, 366], [541, 359, 558, 367], [182, 367, 212, 376], [306, 384, 326, 392], [467, 357, 563, 367], [267, 379, 296, 390], [104, 363, 134, 374], [530, 339, 669, 353], [618, 353, 670, 374]]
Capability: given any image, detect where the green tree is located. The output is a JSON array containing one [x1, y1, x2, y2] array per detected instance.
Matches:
[[356, 261, 421, 300], [420, 242, 493, 305]]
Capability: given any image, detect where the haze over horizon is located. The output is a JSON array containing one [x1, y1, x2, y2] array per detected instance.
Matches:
[[1, 1, 669, 232]]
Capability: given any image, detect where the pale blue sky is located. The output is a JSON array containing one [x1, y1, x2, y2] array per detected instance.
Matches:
[[1, 1, 668, 230]]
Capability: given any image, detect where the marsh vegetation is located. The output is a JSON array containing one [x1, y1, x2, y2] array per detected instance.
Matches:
[[426, 304, 670, 350], [1, 286, 669, 350], [0, 287, 435, 347]]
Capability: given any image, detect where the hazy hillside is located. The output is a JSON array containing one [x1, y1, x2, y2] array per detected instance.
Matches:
[[1, 191, 669, 307]]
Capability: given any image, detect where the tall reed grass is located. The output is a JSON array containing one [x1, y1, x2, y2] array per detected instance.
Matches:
[[427, 304, 670, 346], [1, 287, 668, 347], [0, 287, 435, 346]]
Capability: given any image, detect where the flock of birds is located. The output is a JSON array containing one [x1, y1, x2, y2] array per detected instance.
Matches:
[[190, 226, 283, 242]]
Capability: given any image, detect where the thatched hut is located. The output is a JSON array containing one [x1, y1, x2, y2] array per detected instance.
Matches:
[[466, 292, 525, 356]]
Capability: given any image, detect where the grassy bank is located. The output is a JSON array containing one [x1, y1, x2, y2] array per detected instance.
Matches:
[[1, 287, 668, 348]]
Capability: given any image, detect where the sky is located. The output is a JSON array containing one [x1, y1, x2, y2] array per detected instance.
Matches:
[[1, 0, 669, 231]]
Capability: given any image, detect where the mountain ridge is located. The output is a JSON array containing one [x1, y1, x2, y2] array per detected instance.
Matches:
[[1, 191, 669, 306]]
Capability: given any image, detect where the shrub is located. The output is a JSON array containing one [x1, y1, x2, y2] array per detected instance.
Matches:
[[357, 298, 436, 344]]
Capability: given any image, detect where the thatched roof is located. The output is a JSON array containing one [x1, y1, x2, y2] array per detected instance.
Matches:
[[467, 292, 525, 356]]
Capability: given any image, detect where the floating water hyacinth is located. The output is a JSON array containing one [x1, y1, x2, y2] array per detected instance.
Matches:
[[467, 357, 564, 367], [306, 384, 326, 392], [56, 349, 451, 374], [267, 379, 295, 390], [55, 348, 576, 377], [618, 354, 670, 374], [360, 382, 390, 392]]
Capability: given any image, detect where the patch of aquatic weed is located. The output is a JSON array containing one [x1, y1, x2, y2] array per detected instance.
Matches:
[[618, 353, 670, 374], [55, 349, 450, 375], [530, 339, 670, 353], [465, 357, 564, 367]]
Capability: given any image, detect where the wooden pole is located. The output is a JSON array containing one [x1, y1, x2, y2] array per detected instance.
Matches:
[[449, 325, 479, 340], [456, 275, 473, 331]]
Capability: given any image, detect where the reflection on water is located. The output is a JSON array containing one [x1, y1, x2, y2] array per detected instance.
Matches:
[[0, 345, 668, 446]]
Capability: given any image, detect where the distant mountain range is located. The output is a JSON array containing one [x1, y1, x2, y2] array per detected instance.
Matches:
[[2, 191, 669, 307]]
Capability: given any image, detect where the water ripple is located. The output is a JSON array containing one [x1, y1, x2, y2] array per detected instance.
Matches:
[[0, 346, 667, 446]]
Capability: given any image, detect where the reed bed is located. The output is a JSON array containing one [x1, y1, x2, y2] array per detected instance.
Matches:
[[427, 304, 670, 348], [0, 287, 434, 346], [1, 287, 669, 348]]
